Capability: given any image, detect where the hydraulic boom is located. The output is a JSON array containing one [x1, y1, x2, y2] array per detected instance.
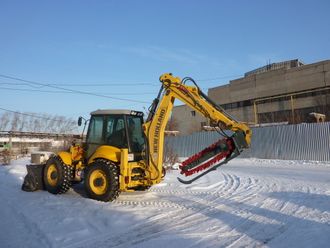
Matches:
[[144, 73, 251, 184]]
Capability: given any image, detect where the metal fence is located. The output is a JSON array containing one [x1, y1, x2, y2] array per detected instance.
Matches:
[[165, 122, 330, 161]]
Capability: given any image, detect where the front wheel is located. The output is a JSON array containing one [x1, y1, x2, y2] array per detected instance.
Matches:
[[43, 156, 72, 194], [84, 160, 119, 202]]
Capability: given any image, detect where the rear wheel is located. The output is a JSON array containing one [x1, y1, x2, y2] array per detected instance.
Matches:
[[84, 160, 119, 202], [44, 156, 72, 194]]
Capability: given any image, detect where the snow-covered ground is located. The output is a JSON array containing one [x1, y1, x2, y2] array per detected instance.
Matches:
[[1, 158, 329, 248]]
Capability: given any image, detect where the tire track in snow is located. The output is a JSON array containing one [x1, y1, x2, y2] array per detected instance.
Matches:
[[113, 199, 191, 210], [68, 171, 273, 248], [66, 178, 231, 248], [67, 170, 322, 248], [222, 172, 325, 247], [183, 173, 292, 246], [89, 172, 260, 248]]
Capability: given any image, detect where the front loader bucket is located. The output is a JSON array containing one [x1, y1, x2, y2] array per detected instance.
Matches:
[[21, 164, 45, 192]]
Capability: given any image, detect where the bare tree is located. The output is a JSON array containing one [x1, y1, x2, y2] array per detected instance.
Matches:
[[0, 112, 10, 130], [45, 114, 57, 133], [18, 114, 26, 132], [0, 111, 77, 134], [33, 118, 41, 132], [10, 112, 20, 131]]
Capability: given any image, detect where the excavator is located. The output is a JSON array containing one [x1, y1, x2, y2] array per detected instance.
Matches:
[[22, 73, 251, 202]]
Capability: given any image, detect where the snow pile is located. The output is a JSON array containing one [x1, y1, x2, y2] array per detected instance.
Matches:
[[0, 158, 329, 248]]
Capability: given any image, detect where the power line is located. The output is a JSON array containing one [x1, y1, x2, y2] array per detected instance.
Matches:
[[48, 82, 156, 86], [0, 81, 157, 87], [0, 107, 75, 123], [0, 72, 242, 88], [0, 86, 155, 95], [0, 76, 157, 87], [0, 74, 150, 104], [0, 72, 243, 107]]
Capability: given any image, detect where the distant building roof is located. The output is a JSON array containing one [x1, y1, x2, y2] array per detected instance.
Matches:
[[244, 59, 305, 77]]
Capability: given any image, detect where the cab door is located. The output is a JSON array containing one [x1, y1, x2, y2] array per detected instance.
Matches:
[[86, 115, 127, 159]]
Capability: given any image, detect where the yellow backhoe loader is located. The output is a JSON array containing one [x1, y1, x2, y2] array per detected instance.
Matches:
[[22, 73, 251, 202]]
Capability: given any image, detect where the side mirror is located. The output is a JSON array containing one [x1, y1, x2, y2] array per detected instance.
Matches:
[[78, 116, 83, 126]]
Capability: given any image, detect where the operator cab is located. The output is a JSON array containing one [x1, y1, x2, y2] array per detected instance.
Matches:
[[84, 109, 145, 160]]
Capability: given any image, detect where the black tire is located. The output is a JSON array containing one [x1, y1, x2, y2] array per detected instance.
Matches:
[[43, 156, 73, 194], [84, 160, 119, 202]]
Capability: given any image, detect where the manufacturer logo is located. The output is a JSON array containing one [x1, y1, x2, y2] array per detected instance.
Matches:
[[153, 108, 166, 154]]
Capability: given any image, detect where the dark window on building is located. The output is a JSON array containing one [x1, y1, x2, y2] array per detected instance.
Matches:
[[191, 111, 196, 117]]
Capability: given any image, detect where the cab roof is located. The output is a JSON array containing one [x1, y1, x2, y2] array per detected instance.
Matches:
[[90, 109, 143, 116]]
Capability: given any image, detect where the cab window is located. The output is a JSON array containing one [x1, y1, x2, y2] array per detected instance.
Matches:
[[87, 116, 104, 144]]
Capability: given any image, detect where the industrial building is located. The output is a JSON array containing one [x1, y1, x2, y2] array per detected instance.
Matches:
[[172, 59, 330, 135]]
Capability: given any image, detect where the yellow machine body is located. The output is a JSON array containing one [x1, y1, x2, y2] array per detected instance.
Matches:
[[43, 73, 251, 200]]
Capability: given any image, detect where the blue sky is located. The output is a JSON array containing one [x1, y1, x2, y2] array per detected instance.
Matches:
[[1, 0, 329, 120]]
